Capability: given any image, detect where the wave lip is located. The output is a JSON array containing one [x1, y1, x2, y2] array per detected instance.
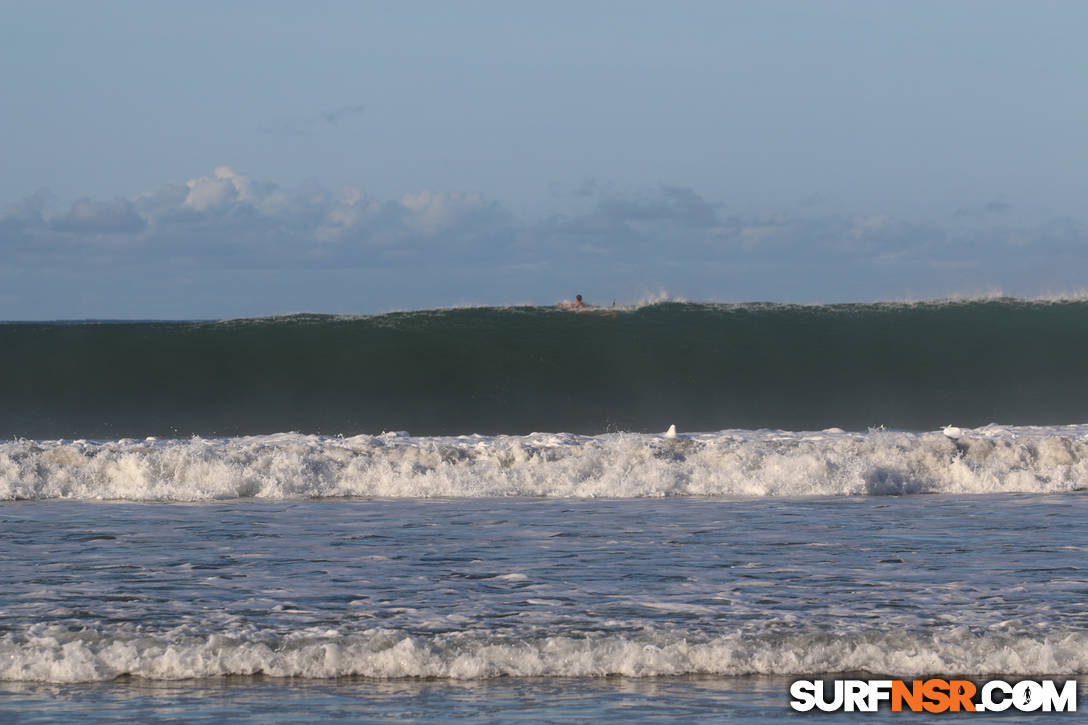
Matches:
[[4, 425, 1088, 501], [3, 624, 1085, 683]]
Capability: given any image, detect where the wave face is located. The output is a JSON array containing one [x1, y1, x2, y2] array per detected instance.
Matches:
[[5, 299, 1088, 439], [4, 425, 1087, 501]]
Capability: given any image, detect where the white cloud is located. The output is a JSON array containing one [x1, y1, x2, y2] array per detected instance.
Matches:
[[400, 190, 488, 235], [184, 166, 243, 212], [3, 168, 1087, 317], [180, 166, 292, 216], [313, 187, 382, 243], [0, 167, 514, 260]]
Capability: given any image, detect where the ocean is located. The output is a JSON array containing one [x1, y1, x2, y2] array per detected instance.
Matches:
[[2, 299, 1086, 722]]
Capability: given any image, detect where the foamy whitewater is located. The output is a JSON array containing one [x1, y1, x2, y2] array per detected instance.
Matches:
[[5, 425, 1088, 501], [3, 303, 1088, 722]]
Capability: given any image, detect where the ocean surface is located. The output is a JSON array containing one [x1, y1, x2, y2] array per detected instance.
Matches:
[[8, 298, 1088, 439], [3, 299, 1087, 722]]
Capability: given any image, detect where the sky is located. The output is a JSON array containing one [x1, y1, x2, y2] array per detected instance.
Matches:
[[2, 0, 1087, 319]]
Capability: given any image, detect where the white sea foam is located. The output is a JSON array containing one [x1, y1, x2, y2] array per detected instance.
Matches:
[[2, 624, 1084, 682], [3, 425, 1088, 501]]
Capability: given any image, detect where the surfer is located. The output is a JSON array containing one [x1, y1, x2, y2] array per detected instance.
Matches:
[[560, 295, 618, 317]]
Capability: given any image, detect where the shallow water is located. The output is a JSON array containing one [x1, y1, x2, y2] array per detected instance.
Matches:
[[2, 494, 1086, 721], [9, 675, 1084, 724]]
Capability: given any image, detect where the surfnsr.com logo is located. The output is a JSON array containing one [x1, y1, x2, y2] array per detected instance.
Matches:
[[789, 679, 1078, 713]]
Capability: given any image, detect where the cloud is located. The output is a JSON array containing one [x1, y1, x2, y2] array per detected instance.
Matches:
[[537, 185, 725, 259], [3, 168, 1086, 318], [1, 167, 517, 271], [182, 166, 287, 214], [52, 198, 146, 235], [536, 190, 946, 266], [0, 171, 1057, 272], [184, 166, 245, 212]]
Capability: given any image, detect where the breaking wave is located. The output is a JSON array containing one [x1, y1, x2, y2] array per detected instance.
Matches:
[[4, 425, 1088, 501], [3, 624, 1084, 682]]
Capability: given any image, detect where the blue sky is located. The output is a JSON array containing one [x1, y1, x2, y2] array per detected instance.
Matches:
[[2, 1, 1087, 318]]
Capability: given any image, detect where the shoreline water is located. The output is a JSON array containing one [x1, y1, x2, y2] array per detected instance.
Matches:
[[5, 675, 1086, 724], [2, 494, 1086, 721]]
